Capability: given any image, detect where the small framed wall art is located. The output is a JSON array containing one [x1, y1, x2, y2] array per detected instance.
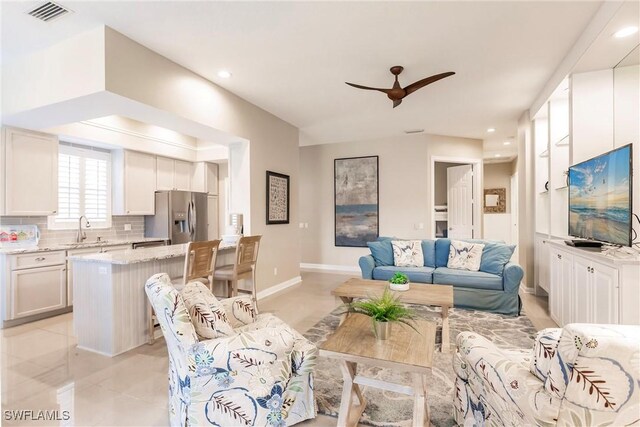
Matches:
[[483, 188, 506, 213], [266, 171, 290, 224]]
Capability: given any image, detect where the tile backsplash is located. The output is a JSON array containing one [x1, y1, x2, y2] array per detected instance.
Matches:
[[0, 216, 145, 247]]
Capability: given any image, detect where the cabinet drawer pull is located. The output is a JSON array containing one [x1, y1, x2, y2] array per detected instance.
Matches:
[[557, 254, 561, 259], [35, 257, 45, 261]]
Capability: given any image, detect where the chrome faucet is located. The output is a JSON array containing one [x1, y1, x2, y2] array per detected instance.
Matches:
[[77, 215, 91, 243]]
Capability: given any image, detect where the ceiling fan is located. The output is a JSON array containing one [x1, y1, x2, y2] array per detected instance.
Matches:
[[346, 66, 455, 108]]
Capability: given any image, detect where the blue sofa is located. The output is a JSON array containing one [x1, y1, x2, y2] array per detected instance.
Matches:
[[358, 238, 523, 315]]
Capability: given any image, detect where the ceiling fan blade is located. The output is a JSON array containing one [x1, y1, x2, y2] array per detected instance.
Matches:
[[393, 99, 402, 108], [345, 82, 392, 94], [403, 72, 455, 96]]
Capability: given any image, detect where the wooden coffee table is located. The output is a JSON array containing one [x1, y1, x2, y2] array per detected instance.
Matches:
[[320, 313, 436, 427], [332, 278, 454, 353]]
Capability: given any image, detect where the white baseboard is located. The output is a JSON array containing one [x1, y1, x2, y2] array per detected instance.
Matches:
[[257, 276, 302, 300], [300, 263, 360, 274]]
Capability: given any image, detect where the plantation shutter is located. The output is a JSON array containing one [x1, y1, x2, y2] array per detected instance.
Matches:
[[48, 144, 112, 229]]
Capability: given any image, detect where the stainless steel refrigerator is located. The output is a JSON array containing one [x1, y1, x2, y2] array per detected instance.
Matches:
[[144, 191, 208, 244]]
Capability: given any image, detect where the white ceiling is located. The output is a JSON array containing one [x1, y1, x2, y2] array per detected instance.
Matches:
[[1, 1, 604, 154]]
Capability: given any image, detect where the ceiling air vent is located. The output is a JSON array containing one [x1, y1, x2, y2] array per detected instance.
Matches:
[[27, 1, 71, 22]]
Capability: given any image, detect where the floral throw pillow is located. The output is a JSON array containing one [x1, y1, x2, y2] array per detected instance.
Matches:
[[391, 240, 424, 267], [181, 281, 235, 339], [447, 240, 485, 271]]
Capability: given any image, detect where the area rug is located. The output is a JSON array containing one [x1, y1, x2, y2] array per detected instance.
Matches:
[[303, 305, 538, 427]]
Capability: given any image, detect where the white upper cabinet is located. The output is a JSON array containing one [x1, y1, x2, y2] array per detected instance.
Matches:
[[156, 156, 175, 191], [174, 160, 192, 191], [191, 162, 218, 195], [1, 127, 59, 216], [156, 157, 191, 191], [112, 150, 156, 215]]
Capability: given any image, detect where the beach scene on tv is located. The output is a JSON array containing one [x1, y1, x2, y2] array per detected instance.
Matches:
[[569, 145, 631, 246]]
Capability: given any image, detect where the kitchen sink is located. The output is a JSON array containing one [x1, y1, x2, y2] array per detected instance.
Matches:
[[60, 240, 109, 246]]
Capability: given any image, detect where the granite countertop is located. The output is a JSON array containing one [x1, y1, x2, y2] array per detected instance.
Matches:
[[68, 242, 236, 265], [0, 237, 169, 255]]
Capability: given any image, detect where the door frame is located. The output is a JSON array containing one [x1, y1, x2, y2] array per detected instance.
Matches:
[[430, 155, 483, 239]]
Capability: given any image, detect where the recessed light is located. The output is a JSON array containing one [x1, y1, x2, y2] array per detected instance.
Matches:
[[217, 70, 232, 79], [503, 141, 511, 146], [487, 128, 496, 133], [614, 26, 638, 38], [494, 154, 501, 158]]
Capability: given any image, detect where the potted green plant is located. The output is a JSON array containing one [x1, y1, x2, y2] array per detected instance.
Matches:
[[388, 272, 410, 291], [348, 289, 417, 340]]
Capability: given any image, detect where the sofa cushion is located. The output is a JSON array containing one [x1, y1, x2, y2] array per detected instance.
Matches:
[[435, 238, 451, 267], [421, 239, 436, 267], [433, 267, 503, 291], [367, 240, 394, 266], [480, 242, 516, 275], [447, 240, 485, 271], [372, 266, 435, 283], [391, 240, 423, 267], [181, 281, 235, 339]]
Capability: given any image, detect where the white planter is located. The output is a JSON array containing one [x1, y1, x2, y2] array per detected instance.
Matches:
[[389, 281, 410, 291]]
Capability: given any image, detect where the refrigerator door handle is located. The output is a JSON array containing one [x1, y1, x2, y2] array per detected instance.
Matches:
[[191, 201, 197, 240], [188, 201, 195, 238]]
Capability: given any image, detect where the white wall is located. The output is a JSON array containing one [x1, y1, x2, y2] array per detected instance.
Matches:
[[483, 161, 515, 242], [571, 69, 614, 164], [299, 134, 483, 267], [614, 64, 639, 220]]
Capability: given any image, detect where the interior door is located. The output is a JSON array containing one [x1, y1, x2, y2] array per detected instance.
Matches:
[[447, 164, 474, 239]]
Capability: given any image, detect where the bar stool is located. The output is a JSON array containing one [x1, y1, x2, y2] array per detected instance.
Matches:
[[212, 235, 261, 305], [148, 240, 221, 344]]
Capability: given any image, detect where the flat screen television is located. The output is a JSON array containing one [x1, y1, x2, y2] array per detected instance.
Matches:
[[568, 144, 633, 246]]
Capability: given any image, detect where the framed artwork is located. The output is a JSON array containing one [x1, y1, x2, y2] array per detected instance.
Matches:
[[334, 156, 379, 247], [266, 171, 290, 224], [484, 188, 506, 213]]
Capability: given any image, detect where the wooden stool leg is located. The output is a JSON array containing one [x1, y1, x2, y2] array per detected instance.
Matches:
[[337, 361, 366, 427], [412, 373, 429, 426], [441, 306, 450, 353], [147, 303, 155, 345]]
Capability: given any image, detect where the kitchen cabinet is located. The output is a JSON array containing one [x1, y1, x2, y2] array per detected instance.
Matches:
[[66, 244, 131, 306], [1, 127, 58, 216], [156, 157, 192, 191], [192, 162, 219, 195], [112, 150, 157, 215], [548, 240, 632, 326], [4, 251, 67, 321]]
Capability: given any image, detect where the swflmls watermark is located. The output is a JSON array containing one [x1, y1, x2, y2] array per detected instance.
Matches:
[[4, 410, 71, 421]]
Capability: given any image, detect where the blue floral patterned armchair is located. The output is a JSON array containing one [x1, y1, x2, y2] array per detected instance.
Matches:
[[145, 273, 317, 426], [453, 323, 640, 426]]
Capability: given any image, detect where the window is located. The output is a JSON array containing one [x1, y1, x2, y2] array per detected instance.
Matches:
[[48, 144, 111, 229]]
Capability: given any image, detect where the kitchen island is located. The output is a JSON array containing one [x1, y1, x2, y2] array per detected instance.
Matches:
[[69, 242, 236, 356]]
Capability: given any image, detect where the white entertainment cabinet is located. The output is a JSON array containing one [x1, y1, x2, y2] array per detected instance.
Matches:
[[532, 58, 640, 328], [545, 240, 639, 326]]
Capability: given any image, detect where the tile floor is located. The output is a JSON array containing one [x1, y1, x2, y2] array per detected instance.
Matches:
[[1, 271, 555, 426]]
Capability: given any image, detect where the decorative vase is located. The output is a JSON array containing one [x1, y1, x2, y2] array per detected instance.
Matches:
[[389, 281, 410, 291], [373, 320, 392, 340]]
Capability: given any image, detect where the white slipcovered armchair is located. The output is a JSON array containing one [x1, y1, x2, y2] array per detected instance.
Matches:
[[453, 323, 640, 426], [145, 273, 317, 426]]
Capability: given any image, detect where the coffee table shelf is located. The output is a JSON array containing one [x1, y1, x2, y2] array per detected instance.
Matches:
[[332, 278, 454, 352], [320, 313, 436, 427]]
